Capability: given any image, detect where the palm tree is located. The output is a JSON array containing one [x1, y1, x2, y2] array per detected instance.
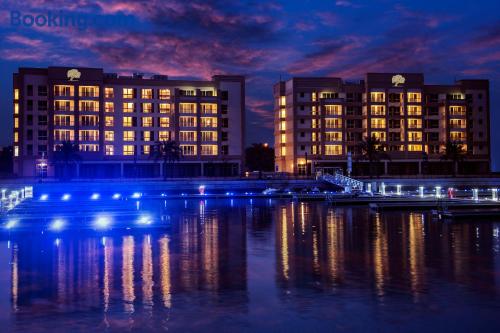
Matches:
[[53, 141, 81, 181], [441, 141, 465, 177], [357, 136, 390, 178], [151, 140, 182, 179]]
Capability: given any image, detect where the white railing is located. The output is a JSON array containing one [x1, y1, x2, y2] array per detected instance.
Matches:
[[317, 171, 364, 191]]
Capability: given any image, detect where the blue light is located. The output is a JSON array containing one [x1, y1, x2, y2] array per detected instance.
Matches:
[[50, 219, 65, 231], [112, 193, 121, 200], [62, 194, 71, 201], [131, 192, 142, 199], [137, 215, 153, 225], [40, 194, 49, 201], [94, 215, 112, 229], [91, 193, 100, 200], [5, 219, 18, 229], [55, 238, 61, 247]]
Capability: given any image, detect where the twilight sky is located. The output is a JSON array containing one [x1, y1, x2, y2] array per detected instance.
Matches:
[[0, 0, 499, 170]]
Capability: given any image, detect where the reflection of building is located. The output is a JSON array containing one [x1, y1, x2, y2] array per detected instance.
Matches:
[[13, 67, 245, 178], [274, 74, 490, 175]]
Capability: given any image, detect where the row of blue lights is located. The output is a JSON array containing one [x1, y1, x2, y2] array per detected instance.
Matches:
[[39, 192, 142, 201], [4, 213, 154, 231]]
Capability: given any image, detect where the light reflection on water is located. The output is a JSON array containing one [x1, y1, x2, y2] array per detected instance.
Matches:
[[1, 199, 500, 332]]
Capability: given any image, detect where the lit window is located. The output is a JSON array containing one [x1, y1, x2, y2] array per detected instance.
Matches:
[[179, 116, 196, 127], [280, 121, 286, 130], [408, 131, 422, 142], [105, 102, 114, 113], [14, 103, 19, 115], [408, 119, 422, 129], [372, 131, 386, 141], [325, 145, 342, 155], [141, 89, 153, 99], [159, 103, 171, 114], [280, 146, 286, 156], [123, 88, 134, 99], [180, 145, 197, 156], [79, 130, 99, 141], [14, 132, 18, 143], [142, 131, 151, 142], [160, 117, 170, 128], [325, 118, 342, 129], [201, 145, 217, 155], [79, 86, 99, 98], [370, 92, 385, 103], [14, 89, 19, 100], [105, 87, 114, 98], [79, 144, 99, 152], [370, 105, 386, 116], [14, 118, 19, 128], [449, 106, 465, 116], [280, 96, 286, 107], [408, 144, 423, 152], [450, 131, 466, 141], [79, 100, 99, 112], [311, 92, 317, 102], [179, 103, 196, 113], [104, 131, 114, 141], [159, 131, 170, 141], [371, 118, 386, 129], [142, 117, 153, 127], [407, 92, 421, 103], [105, 145, 114, 155], [407, 106, 422, 116], [80, 115, 99, 126], [142, 103, 153, 113], [123, 145, 135, 156], [105, 116, 114, 127], [123, 131, 135, 141], [54, 85, 74, 97], [280, 109, 286, 118], [280, 133, 286, 143], [201, 131, 217, 141], [200, 117, 217, 128], [158, 89, 170, 100], [54, 130, 74, 141], [123, 102, 134, 113], [179, 131, 197, 141], [324, 105, 342, 116], [450, 119, 466, 129], [14, 146, 19, 157], [325, 132, 342, 141], [123, 117, 133, 127], [142, 145, 150, 155], [54, 100, 74, 112], [200, 103, 217, 114]]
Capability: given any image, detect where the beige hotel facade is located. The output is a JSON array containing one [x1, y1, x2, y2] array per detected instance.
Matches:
[[13, 67, 245, 178], [274, 73, 490, 176]]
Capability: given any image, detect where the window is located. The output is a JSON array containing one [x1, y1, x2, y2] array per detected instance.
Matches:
[[408, 131, 422, 142], [38, 130, 48, 141], [407, 105, 421, 116], [180, 145, 197, 155], [142, 103, 153, 113], [123, 131, 135, 141], [14, 103, 19, 115], [14, 89, 19, 100], [142, 117, 153, 127], [201, 90, 216, 97], [105, 145, 114, 156], [141, 145, 151, 155], [54, 115, 74, 126], [80, 115, 98, 126], [54, 100, 74, 112], [13, 132, 18, 143], [221, 91, 228, 100], [38, 115, 48, 126], [180, 103, 196, 113], [38, 85, 47, 96], [105, 102, 114, 113], [221, 104, 228, 114], [14, 146, 19, 157], [449, 119, 466, 129], [79, 86, 99, 98], [79, 100, 99, 112], [27, 100, 33, 111], [325, 145, 342, 155], [221, 118, 229, 128], [38, 100, 47, 111], [25, 116, 31, 126], [104, 131, 114, 141], [179, 116, 196, 127], [407, 118, 422, 129], [158, 89, 170, 100], [105, 116, 114, 127], [321, 92, 338, 99], [79, 144, 99, 152], [388, 93, 401, 103], [123, 88, 134, 99], [123, 145, 135, 156], [221, 145, 229, 155], [221, 132, 228, 141], [371, 118, 386, 129], [160, 117, 170, 128], [141, 89, 153, 99], [449, 106, 465, 116], [201, 117, 217, 128], [408, 144, 423, 152], [200, 103, 217, 114], [325, 132, 342, 141], [370, 92, 385, 103], [370, 105, 386, 116], [201, 145, 217, 155], [54, 130, 73, 141], [159, 103, 171, 114], [324, 105, 342, 116], [180, 89, 195, 96], [54, 85, 73, 97], [105, 87, 114, 98], [325, 118, 342, 129], [123, 117, 133, 127], [407, 92, 421, 103], [79, 130, 99, 141], [123, 102, 134, 113], [159, 131, 170, 141], [179, 131, 197, 141], [142, 131, 152, 142], [450, 131, 466, 141], [201, 131, 217, 141]]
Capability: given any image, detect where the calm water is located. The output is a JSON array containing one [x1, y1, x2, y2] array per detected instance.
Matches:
[[1, 199, 500, 332]]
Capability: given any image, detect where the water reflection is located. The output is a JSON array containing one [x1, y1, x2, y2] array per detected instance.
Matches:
[[2, 199, 500, 331]]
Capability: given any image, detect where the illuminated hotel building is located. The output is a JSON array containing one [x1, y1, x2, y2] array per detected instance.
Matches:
[[274, 73, 490, 176], [13, 67, 245, 178]]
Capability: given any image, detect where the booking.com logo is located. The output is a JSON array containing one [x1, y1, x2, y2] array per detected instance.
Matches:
[[10, 10, 133, 30]]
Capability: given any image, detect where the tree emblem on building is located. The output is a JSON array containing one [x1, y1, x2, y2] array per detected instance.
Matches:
[[392, 74, 405, 87], [67, 69, 81, 81]]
